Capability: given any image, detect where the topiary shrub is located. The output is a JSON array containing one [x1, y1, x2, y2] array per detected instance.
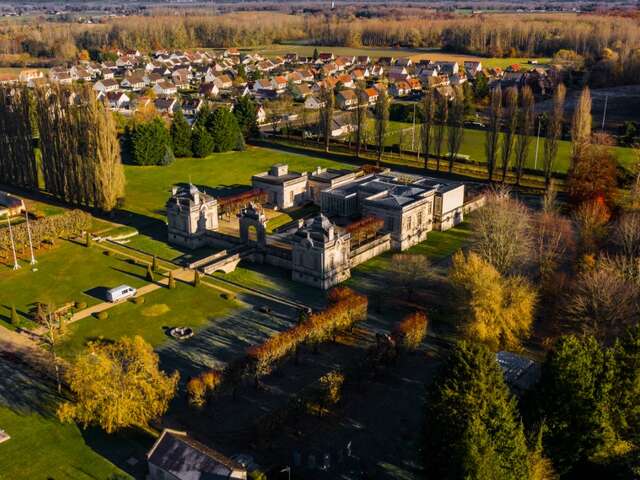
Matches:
[[221, 292, 236, 300], [103, 250, 112, 256], [75, 301, 87, 310], [96, 311, 109, 320], [132, 296, 145, 305]]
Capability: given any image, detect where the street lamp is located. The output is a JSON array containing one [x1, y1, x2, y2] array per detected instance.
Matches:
[[279, 466, 291, 480], [24, 208, 37, 269], [6, 214, 20, 270]]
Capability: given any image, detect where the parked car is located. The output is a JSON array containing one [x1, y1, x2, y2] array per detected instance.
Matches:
[[106, 285, 137, 303]]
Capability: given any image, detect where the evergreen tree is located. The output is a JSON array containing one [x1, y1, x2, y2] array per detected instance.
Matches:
[[193, 270, 200, 287], [424, 341, 531, 480], [10, 305, 19, 326], [612, 325, 640, 445], [234, 95, 259, 139], [170, 110, 192, 157], [152, 255, 158, 273], [130, 117, 172, 166], [168, 271, 176, 289], [312, 47, 319, 61], [205, 107, 242, 152], [191, 125, 214, 158], [536, 335, 617, 475]]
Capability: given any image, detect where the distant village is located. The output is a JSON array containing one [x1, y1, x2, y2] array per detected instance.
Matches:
[[0, 47, 557, 135]]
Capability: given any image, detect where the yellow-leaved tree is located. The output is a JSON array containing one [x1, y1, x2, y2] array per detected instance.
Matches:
[[58, 336, 179, 433], [450, 251, 536, 350]]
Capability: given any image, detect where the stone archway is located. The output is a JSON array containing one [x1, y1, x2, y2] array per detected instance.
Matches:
[[238, 202, 267, 247]]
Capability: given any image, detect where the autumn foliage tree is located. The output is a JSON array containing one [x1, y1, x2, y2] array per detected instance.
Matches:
[[393, 311, 428, 350], [450, 251, 536, 350], [58, 336, 179, 433]]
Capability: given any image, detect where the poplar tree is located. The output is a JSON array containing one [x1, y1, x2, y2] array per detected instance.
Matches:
[[447, 90, 465, 173], [514, 86, 535, 187], [170, 110, 192, 157], [485, 85, 502, 182], [425, 341, 531, 480], [319, 86, 334, 153], [0, 85, 38, 189], [433, 94, 448, 172], [234, 95, 259, 139], [374, 89, 389, 166], [571, 86, 592, 168], [500, 87, 519, 182], [543, 84, 566, 190], [421, 88, 435, 171]]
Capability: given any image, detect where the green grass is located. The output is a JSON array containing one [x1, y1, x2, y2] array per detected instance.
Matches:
[[0, 241, 150, 329], [0, 406, 133, 479], [265, 204, 320, 233], [123, 146, 351, 220], [57, 281, 240, 359], [246, 44, 549, 69], [352, 221, 473, 275], [380, 121, 637, 173]]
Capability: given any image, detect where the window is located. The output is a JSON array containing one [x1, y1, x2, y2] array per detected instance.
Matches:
[[289, 191, 294, 203], [417, 211, 423, 225], [428, 202, 433, 214], [407, 216, 412, 230]]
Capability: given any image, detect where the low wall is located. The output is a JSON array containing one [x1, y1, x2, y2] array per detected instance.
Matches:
[[350, 233, 392, 267], [463, 195, 486, 214]]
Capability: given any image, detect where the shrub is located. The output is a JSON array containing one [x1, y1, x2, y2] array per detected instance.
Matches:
[[10, 305, 19, 326], [75, 301, 87, 309], [103, 250, 112, 256], [127, 258, 136, 265], [96, 311, 109, 320], [393, 311, 428, 350], [193, 270, 200, 287], [85, 232, 92, 247], [201, 370, 223, 392], [168, 271, 176, 289], [187, 377, 206, 408], [221, 292, 236, 300]]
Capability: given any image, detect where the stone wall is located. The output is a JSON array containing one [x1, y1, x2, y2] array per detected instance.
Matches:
[[350, 233, 392, 267]]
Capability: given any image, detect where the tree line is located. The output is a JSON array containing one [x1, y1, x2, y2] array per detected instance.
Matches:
[[0, 84, 125, 213]]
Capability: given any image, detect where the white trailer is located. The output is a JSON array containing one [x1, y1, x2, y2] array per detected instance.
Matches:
[[106, 285, 137, 303]]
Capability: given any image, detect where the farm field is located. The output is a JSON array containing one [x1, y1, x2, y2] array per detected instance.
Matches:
[[246, 44, 549, 69], [0, 240, 151, 330]]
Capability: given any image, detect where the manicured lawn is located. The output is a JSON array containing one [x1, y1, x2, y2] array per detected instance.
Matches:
[[352, 221, 473, 275], [380, 121, 637, 173], [0, 241, 151, 330], [0, 406, 135, 479], [123, 146, 351, 220], [57, 281, 241, 359]]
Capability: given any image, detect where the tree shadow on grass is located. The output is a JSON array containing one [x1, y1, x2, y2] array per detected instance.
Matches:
[[0, 346, 59, 418], [80, 425, 156, 479]]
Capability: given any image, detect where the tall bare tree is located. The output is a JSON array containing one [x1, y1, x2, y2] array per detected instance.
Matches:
[[543, 83, 566, 190], [433, 94, 448, 172], [374, 89, 389, 167], [485, 85, 502, 182], [421, 88, 435, 171], [514, 86, 535, 187], [500, 87, 519, 182], [447, 90, 465, 173], [319, 86, 334, 153], [571, 86, 592, 168], [354, 83, 367, 160]]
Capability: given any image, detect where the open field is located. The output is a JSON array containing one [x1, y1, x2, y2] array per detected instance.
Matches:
[[247, 44, 549, 69], [377, 121, 637, 173], [57, 281, 241, 359], [0, 241, 151, 330]]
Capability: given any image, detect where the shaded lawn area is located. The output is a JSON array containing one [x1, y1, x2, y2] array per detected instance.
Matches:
[[0, 406, 141, 480], [123, 146, 352, 221], [57, 281, 241, 359], [0, 241, 150, 330], [379, 121, 637, 173]]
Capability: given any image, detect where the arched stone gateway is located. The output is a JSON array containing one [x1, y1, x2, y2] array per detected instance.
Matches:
[[238, 202, 267, 248]]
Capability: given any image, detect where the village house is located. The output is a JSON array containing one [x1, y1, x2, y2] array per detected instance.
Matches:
[[291, 82, 312, 100], [336, 89, 358, 110], [181, 98, 203, 117], [120, 73, 146, 91], [304, 95, 325, 110], [214, 74, 233, 90], [154, 97, 178, 115], [389, 80, 412, 98], [199, 82, 220, 98], [153, 80, 178, 97], [271, 76, 288, 93], [93, 79, 119, 93], [105, 91, 130, 110]]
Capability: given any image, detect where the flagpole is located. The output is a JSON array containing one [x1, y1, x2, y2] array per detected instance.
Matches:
[[7, 214, 20, 270], [25, 208, 37, 268]]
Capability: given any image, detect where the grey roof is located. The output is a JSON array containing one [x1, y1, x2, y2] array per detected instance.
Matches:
[[148, 430, 245, 480]]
